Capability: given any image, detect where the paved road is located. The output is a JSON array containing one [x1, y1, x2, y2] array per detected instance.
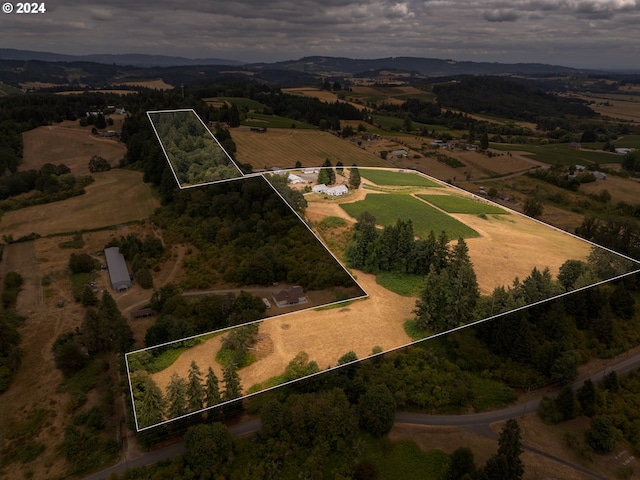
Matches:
[[84, 351, 640, 480]]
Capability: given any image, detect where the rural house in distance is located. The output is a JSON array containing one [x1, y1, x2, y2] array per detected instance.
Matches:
[[104, 247, 132, 292]]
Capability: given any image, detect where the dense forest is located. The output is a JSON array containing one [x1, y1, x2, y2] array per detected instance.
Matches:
[[151, 175, 360, 294], [148, 110, 242, 186], [432, 76, 597, 128]]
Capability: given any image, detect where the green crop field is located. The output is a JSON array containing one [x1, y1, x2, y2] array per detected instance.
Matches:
[[341, 193, 479, 239], [360, 169, 441, 187], [417, 194, 507, 215], [612, 135, 640, 149], [241, 112, 316, 129], [0, 82, 22, 96], [492, 143, 617, 165], [369, 114, 451, 135]]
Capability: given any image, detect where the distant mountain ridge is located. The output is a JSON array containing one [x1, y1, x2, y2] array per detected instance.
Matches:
[[254, 56, 602, 76], [0, 48, 244, 67], [0, 48, 608, 75]]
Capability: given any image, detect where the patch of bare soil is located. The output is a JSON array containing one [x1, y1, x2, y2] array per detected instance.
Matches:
[[21, 124, 126, 174]]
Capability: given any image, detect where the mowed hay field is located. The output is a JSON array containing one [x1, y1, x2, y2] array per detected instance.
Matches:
[[282, 87, 367, 111], [22, 123, 126, 175], [232, 128, 391, 169], [0, 169, 159, 237]]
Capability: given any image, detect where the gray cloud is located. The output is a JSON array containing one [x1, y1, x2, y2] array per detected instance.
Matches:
[[483, 9, 521, 21], [0, 0, 638, 69]]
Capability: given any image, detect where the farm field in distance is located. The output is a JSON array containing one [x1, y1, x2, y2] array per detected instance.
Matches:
[[21, 121, 127, 175], [232, 127, 392, 170]]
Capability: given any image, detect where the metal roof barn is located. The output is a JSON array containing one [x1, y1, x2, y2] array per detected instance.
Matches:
[[104, 247, 132, 291]]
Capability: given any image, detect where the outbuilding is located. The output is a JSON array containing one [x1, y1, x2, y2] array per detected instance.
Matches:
[[104, 247, 132, 292]]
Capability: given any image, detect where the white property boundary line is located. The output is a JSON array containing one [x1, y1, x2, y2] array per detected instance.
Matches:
[[147, 109, 244, 188], [129, 128, 640, 430]]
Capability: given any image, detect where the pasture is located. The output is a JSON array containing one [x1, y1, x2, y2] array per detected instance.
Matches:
[[416, 194, 507, 215], [360, 169, 441, 187], [340, 193, 479, 239], [0, 170, 158, 237], [232, 128, 392, 170], [491, 142, 619, 166], [21, 124, 126, 175], [575, 93, 640, 124], [0, 81, 22, 95]]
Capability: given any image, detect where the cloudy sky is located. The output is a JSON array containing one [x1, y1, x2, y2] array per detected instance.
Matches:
[[1, 0, 638, 69]]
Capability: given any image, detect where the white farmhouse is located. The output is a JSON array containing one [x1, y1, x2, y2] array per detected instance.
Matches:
[[326, 185, 348, 196]]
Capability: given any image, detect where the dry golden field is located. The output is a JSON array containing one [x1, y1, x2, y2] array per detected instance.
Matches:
[[573, 93, 640, 123], [282, 87, 367, 111], [113, 78, 174, 90], [0, 169, 159, 238], [232, 127, 392, 169], [579, 174, 640, 205], [21, 122, 127, 174]]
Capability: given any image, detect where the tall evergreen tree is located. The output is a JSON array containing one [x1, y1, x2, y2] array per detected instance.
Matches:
[[187, 361, 205, 412], [205, 366, 221, 407], [131, 371, 165, 429], [496, 418, 524, 480], [222, 362, 242, 401], [446, 447, 477, 480], [349, 166, 361, 189], [166, 372, 188, 418]]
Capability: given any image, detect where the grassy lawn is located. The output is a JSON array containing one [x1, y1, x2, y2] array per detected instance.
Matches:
[[376, 272, 423, 297], [241, 112, 316, 129], [362, 437, 449, 480], [416, 194, 507, 215], [341, 194, 479, 239], [360, 169, 441, 187], [612, 134, 640, 149]]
